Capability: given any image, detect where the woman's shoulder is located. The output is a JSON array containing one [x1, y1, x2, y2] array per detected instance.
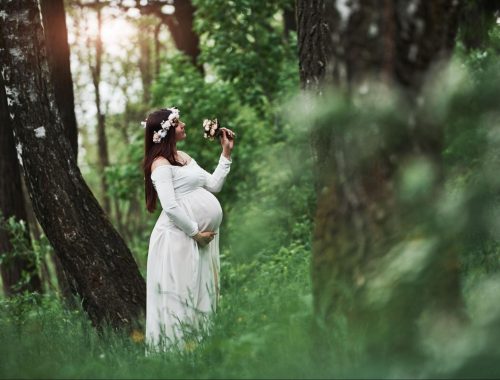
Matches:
[[177, 150, 193, 164], [177, 150, 191, 159], [151, 157, 171, 172]]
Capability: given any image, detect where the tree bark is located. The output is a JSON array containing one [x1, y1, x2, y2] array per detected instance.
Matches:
[[297, 0, 463, 359], [39, 0, 80, 301], [0, 0, 146, 328], [0, 76, 42, 296], [39, 0, 79, 159]]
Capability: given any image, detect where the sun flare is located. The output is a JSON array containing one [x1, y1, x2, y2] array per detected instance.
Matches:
[[82, 16, 137, 55], [100, 18, 136, 48]]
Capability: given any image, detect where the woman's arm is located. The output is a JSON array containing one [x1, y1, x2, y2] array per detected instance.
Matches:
[[152, 165, 199, 237], [202, 154, 232, 193], [202, 127, 234, 192]]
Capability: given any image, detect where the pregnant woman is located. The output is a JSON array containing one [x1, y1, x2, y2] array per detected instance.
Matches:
[[143, 107, 234, 352]]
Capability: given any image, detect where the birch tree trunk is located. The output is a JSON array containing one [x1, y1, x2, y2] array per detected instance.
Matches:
[[0, 0, 145, 328]]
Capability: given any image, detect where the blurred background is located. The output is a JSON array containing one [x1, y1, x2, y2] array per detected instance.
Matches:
[[1, 0, 500, 378]]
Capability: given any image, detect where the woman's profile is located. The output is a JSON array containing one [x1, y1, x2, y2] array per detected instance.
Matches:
[[142, 107, 235, 352]]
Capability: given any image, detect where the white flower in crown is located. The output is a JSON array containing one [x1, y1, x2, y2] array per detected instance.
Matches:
[[153, 129, 167, 143], [141, 121, 147, 129], [160, 119, 171, 131], [152, 131, 162, 143], [168, 109, 180, 122]]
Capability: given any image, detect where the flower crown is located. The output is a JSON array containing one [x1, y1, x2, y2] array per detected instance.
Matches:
[[141, 107, 180, 144]]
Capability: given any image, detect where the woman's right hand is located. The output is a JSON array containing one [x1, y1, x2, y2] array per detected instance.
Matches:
[[220, 128, 235, 158], [194, 231, 217, 247]]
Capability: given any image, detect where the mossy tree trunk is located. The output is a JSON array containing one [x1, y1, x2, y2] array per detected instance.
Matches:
[[0, 0, 145, 329], [297, 0, 463, 359]]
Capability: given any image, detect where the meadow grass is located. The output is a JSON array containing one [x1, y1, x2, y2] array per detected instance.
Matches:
[[0, 236, 330, 379]]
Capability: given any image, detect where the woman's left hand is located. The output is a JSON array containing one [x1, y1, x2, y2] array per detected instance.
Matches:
[[220, 127, 235, 157]]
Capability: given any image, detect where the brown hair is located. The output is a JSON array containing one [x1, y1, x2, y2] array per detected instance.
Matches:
[[143, 109, 184, 213]]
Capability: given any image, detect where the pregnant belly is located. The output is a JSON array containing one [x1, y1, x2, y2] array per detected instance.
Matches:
[[182, 188, 223, 231]]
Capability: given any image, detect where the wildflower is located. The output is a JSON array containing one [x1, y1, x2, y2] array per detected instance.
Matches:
[[130, 329, 145, 343], [184, 340, 197, 352]]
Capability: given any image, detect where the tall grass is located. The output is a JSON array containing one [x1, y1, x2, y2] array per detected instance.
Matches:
[[0, 231, 318, 379]]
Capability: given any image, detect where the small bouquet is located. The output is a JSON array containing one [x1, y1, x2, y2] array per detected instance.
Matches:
[[203, 118, 235, 141], [203, 118, 221, 141]]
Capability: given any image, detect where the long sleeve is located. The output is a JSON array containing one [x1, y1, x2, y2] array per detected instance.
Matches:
[[202, 154, 232, 193], [152, 166, 199, 237]]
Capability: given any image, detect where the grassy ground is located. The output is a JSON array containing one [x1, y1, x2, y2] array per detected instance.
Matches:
[[0, 237, 322, 379]]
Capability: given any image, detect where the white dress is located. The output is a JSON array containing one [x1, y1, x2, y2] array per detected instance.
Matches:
[[145, 153, 232, 351]]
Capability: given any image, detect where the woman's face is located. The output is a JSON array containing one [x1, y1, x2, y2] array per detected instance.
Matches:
[[174, 120, 187, 142]]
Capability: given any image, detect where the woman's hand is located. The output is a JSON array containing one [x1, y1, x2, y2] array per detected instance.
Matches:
[[220, 127, 235, 158], [194, 231, 217, 247]]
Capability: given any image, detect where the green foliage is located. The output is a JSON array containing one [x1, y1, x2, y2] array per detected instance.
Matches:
[[152, 54, 238, 167], [150, 50, 305, 250], [0, 215, 41, 293], [444, 22, 500, 173], [192, 0, 298, 110]]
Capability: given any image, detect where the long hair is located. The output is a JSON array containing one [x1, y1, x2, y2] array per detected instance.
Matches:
[[143, 109, 184, 213]]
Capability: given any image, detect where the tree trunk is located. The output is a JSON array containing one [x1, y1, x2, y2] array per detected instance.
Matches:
[[89, 1, 111, 215], [283, 3, 297, 41], [165, 0, 203, 72], [39, 0, 79, 159], [154, 22, 162, 77], [0, 0, 146, 328], [138, 23, 153, 103], [39, 0, 80, 300], [0, 76, 43, 296], [297, 0, 463, 359], [299, 0, 460, 91]]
